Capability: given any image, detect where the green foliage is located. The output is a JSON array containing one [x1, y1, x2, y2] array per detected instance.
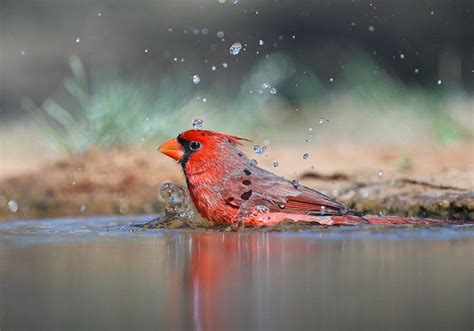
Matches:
[[22, 56, 192, 154]]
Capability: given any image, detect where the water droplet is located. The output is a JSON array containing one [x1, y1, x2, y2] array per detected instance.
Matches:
[[273, 161, 279, 168], [430, 10, 434, 15], [202, 98, 207, 103], [269, 87, 277, 94], [262, 82, 271, 89], [229, 42, 242, 55], [378, 169, 384, 177], [144, 48, 149, 53], [258, 89, 264, 94], [253, 145, 266, 155], [329, 77, 334, 82], [201, 28, 208, 35], [250, 159, 258, 166], [437, 79, 442, 85], [222, 62, 228, 68], [303, 153, 309, 160], [192, 118, 203, 129], [320, 206, 326, 216], [145, 116, 150, 121], [291, 179, 299, 188], [80, 204, 87, 212], [308, 127, 313, 132], [319, 117, 329, 124], [378, 211, 385, 217], [399, 53, 405, 59], [8, 200, 18, 213], [98, 12, 102, 16], [193, 28, 199, 35], [258, 39, 264, 46], [168, 27, 173, 32], [368, 25, 375, 32], [20, 50, 25, 55], [263, 139, 270, 146], [414, 68, 419, 74], [75, 37, 81, 43], [255, 205, 270, 214], [192, 74, 201, 84], [340, 204, 348, 214], [218, 0, 226, 3], [211, 66, 216, 71], [232, 0, 239, 4], [217, 31, 224, 38]]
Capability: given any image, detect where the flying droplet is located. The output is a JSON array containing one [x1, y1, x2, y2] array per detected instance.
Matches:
[[263, 139, 270, 146], [80, 204, 87, 212], [437, 79, 442, 85], [378, 169, 384, 177], [258, 39, 264, 46], [414, 68, 419, 74], [250, 159, 258, 166], [291, 179, 299, 188], [8, 200, 18, 213], [329, 78, 334, 82], [222, 62, 228, 68], [232, 0, 239, 4], [303, 153, 309, 160], [320, 206, 326, 216], [192, 74, 201, 84], [211, 66, 216, 71], [217, 31, 224, 38], [253, 145, 266, 155], [378, 211, 385, 217], [144, 48, 149, 53], [75, 37, 81, 43], [399, 53, 405, 59], [368, 25, 375, 32], [269, 87, 277, 94], [255, 205, 270, 214], [229, 42, 242, 55], [273, 161, 279, 168], [193, 28, 200, 35], [201, 28, 209, 35], [192, 118, 203, 129]]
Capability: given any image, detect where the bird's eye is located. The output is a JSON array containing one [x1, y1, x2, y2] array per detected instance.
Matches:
[[189, 141, 201, 151]]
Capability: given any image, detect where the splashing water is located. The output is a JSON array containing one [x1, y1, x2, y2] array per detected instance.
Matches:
[[159, 182, 196, 221], [253, 145, 266, 155], [8, 200, 18, 213], [229, 42, 242, 55], [192, 118, 204, 129]]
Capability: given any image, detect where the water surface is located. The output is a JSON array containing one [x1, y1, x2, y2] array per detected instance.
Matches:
[[1, 216, 473, 330]]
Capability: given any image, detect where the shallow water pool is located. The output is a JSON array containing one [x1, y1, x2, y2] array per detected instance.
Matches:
[[1, 216, 473, 330]]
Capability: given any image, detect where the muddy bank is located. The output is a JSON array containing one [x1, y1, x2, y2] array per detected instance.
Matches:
[[0, 145, 473, 221]]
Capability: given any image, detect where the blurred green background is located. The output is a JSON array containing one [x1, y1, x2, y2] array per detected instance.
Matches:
[[0, 0, 472, 156]]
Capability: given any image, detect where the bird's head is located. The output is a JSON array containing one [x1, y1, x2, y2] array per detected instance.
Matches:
[[159, 130, 249, 169]]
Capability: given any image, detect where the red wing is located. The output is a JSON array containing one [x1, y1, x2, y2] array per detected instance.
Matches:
[[223, 166, 344, 216]]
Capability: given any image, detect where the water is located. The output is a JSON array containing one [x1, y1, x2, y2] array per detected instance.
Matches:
[[1, 216, 473, 330]]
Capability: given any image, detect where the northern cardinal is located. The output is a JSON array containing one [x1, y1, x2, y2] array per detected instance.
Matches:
[[159, 130, 442, 227]]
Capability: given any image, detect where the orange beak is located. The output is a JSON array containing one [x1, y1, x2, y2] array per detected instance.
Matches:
[[158, 138, 184, 161]]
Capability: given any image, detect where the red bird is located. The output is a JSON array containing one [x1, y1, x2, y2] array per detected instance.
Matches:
[[159, 130, 442, 227]]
